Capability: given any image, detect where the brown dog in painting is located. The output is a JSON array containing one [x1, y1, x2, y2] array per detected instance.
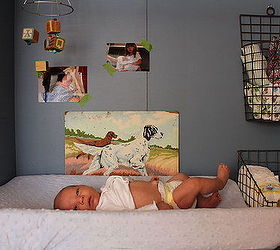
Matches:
[[75, 131, 117, 159]]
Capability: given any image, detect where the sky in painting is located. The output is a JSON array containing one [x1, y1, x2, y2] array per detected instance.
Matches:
[[65, 111, 179, 148]]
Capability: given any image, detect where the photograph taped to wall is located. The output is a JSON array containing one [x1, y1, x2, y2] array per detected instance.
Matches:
[[65, 111, 179, 176], [38, 66, 87, 102], [106, 43, 150, 72]]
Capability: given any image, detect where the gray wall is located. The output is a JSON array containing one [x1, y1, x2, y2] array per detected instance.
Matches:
[[15, 0, 280, 180], [0, 1, 16, 185]]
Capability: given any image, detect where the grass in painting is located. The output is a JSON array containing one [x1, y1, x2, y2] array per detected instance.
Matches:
[[147, 147, 178, 175], [65, 137, 179, 176]]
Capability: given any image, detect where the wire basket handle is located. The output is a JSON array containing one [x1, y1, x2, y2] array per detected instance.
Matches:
[[266, 5, 275, 16]]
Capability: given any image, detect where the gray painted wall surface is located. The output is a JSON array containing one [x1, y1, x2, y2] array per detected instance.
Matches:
[[15, 0, 280, 180], [0, 2, 16, 185]]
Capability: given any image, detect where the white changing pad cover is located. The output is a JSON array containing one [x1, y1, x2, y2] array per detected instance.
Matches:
[[0, 175, 246, 209], [0, 175, 279, 250], [0, 207, 279, 250]]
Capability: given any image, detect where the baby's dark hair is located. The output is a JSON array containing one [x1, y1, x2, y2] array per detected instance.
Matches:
[[53, 185, 77, 209], [42, 67, 65, 93]]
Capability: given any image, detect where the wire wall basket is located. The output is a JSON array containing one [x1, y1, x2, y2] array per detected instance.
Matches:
[[238, 150, 280, 207], [240, 6, 280, 122]]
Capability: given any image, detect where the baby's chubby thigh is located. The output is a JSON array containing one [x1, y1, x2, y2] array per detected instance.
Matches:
[[172, 178, 199, 209], [166, 173, 190, 183], [129, 180, 162, 209]]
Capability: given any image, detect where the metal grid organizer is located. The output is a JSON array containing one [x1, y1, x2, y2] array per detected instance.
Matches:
[[237, 150, 280, 207], [240, 7, 280, 122]]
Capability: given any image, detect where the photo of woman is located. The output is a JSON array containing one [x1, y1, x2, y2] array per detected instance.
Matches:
[[106, 43, 150, 72]]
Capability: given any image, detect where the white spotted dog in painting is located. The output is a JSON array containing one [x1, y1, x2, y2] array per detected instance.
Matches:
[[74, 125, 164, 176]]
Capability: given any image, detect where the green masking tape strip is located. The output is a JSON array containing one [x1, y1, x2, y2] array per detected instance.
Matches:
[[140, 40, 153, 51], [103, 63, 117, 76], [79, 94, 92, 107]]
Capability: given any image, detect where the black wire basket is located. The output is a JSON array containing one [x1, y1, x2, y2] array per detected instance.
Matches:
[[237, 150, 280, 207], [240, 7, 280, 122]]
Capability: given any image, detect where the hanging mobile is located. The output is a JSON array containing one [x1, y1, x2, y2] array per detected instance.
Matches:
[[44, 19, 65, 53], [21, 0, 74, 17], [22, 28, 39, 45], [21, 1, 73, 52]]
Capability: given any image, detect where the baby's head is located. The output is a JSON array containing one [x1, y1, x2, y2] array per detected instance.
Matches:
[[54, 185, 100, 210]]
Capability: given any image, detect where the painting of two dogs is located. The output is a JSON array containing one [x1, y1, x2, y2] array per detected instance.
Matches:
[[65, 111, 179, 176]]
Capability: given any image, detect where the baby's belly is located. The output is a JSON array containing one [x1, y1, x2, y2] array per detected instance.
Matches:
[[129, 181, 162, 208]]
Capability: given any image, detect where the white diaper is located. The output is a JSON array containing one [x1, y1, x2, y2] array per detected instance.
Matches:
[[158, 180, 197, 209]]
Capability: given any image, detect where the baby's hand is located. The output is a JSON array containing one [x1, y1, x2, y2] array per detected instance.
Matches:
[[156, 201, 173, 210]]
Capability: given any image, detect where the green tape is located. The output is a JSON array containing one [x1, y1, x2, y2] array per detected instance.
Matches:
[[103, 63, 117, 76], [79, 94, 92, 107], [140, 40, 153, 51]]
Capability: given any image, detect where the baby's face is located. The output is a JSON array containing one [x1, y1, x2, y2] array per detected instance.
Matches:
[[61, 73, 72, 86], [55, 185, 100, 210]]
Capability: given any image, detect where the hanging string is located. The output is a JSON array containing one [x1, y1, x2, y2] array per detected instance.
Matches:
[[67, 0, 72, 7], [51, 1, 55, 17], [56, 0, 60, 17], [36, 1, 40, 15], [145, 0, 149, 111]]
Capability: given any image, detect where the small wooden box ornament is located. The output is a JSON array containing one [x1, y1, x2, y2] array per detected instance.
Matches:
[[22, 28, 39, 44], [44, 36, 65, 52], [46, 19, 61, 34], [35, 61, 48, 72]]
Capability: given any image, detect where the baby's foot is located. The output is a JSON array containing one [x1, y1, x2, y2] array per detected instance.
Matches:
[[199, 192, 222, 208], [217, 164, 230, 190]]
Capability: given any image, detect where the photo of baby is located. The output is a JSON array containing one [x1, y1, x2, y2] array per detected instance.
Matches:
[[106, 43, 150, 72], [37, 66, 88, 103]]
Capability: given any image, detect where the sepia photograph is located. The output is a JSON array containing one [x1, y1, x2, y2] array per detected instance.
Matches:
[[106, 43, 150, 72]]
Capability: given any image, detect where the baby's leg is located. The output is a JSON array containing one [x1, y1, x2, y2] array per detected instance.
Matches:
[[166, 173, 190, 183], [196, 192, 222, 208], [172, 164, 229, 209]]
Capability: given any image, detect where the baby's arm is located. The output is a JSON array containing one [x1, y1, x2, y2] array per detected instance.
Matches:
[[136, 201, 173, 210], [148, 177, 173, 209], [107, 55, 118, 63], [156, 201, 173, 210], [137, 201, 158, 211]]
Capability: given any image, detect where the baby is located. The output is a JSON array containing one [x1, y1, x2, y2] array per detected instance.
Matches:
[[54, 164, 230, 211]]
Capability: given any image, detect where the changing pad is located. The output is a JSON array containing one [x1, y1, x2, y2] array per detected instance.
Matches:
[[0, 175, 246, 209], [0, 175, 279, 250]]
